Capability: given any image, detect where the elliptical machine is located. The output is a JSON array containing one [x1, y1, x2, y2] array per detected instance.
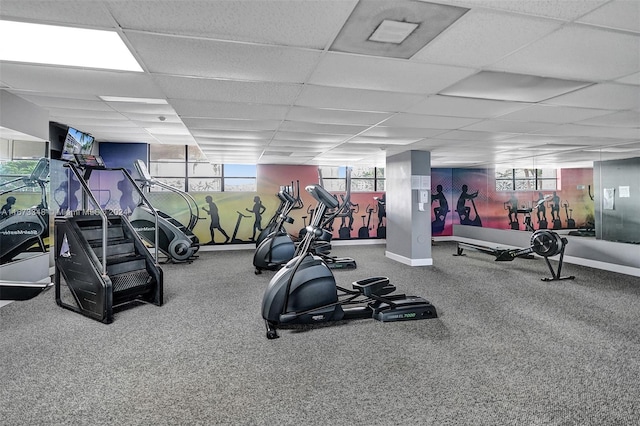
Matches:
[[129, 159, 200, 263], [253, 189, 298, 274], [261, 183, 438, 339], [0, 158, 50, 265]]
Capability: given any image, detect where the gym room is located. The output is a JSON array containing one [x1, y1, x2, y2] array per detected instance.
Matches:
[[1, 1, 639, 424]]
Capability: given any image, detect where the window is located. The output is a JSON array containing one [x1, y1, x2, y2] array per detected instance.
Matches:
[[496, 168, 558, 191], [319, 166, 385, 192], [148, 144, 253, 192]]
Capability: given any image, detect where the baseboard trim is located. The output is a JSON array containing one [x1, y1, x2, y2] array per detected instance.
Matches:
[[385, 251, 433, 266]]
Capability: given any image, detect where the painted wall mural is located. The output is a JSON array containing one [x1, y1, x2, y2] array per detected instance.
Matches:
[[432, 167, 595, 236]]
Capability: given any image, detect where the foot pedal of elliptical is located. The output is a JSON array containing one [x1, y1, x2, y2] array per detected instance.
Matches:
[[372, 296, 438, 322], [352, 277, 395, 297]]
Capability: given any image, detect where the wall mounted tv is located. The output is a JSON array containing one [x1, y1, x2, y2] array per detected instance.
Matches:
[[60, 126, 95, 161]]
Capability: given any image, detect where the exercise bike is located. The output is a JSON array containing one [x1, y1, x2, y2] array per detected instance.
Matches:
[[261, 183, 438, 339]]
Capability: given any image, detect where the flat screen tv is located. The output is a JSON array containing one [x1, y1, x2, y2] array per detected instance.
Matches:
[[60, 126, 95, 161]]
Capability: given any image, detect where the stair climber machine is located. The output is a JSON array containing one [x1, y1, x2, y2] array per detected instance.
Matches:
[[55, 154, 162, 323], [129, 159, 200, 263], [262, 183, 438, 339], [253, 189, 299, 274], [0, 158, 52, 300]]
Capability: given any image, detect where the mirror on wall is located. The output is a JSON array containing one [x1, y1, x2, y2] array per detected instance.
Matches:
[[0, 136, 50, 267]]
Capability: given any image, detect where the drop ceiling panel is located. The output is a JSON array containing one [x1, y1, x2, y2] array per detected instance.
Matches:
[[532, 123, 640, 139], [543, 83, 640, 110], [432, 0, 608, 21], [271, 131, 348, 143], [171, 100, 289, 121], [407, 94, 529, 118], [109, 0, 357, 49], [490, 25, 640, 81], [461, 119, 555, 134], [440, 70, 592, 102], [286, 106, 392, 126], [8, 94, 111, 111], [0, 0, 117, 27], [46, 108, 126, 120], [412, 9, 561, 68], [575, 111, 640, 128], [383, 113, 481, 129], [348, 136, 421, 145], [359, 126, 447, 138], [124, 31, 322, 83], [437, 130, 518, 141], [0, 63, 163, 98], [615, 72, 640, 86], [279, 121, 368, 135], [295, 85, 424, 112], [182, 118, 282, 131], [105, 102, 177, 115], [308, 53, 475, 94], [498, 104, 612, 124], [576, 0, 640, 33], [191, 129, 274, 140], [153, 75, 301, 105]]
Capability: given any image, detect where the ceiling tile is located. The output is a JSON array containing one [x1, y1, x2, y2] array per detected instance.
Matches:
[[109, 0, 357, 49], [407, 94, 530, 118], [577, 0, 640, 33], [543, 83, 640, 110], [295, 85, 424, 112], [0, 0, 117, 27], [382, 113, 481, 129], [0, 63, 164, 98], [308, 52, 475, 94], [125, 31, 321, 83], [461, 119, 554, 133], [286, 106, 392, 126], [279, 121, 368, 135], [490, 24, 640, 81], [574, 111, 640, 128], [531, 123, 640, 139], [413, 9, 561, 68], [182, 118, 282, 131], [498, 104, 613, 123], [359, 126, 447, 138], [171, 99, 289, 121], [429, 0, 608, 21], [153, 75, 301, 105], [271, 132, 347, 143]]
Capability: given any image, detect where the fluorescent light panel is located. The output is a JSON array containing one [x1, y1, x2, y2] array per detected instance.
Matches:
[[440, 71, 592, 103], [100, 96, 167, 104], [0, 20, 142, 72], [369, 20, 419, 44]]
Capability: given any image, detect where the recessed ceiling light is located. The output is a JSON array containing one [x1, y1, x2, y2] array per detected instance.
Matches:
[[440, 71, 592, 103], [0, 20, 142, 72], [99, 96, 168, 104], [369, 20, 419, 44]]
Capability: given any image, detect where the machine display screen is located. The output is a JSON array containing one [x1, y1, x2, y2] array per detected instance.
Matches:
[[74, 154, 106, 169]]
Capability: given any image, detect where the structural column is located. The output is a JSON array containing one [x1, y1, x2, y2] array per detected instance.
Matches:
[[385, 150, 432, 266]]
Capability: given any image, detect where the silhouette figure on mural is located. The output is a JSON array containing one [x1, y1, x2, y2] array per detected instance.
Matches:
[[117, 172, 137, 215], [536, 192, 548, 229], [1, 196, 16, 217], [456, 184, 482, 226], [375, 194, 386, 238], [246, 195, 266, 241], [54, 170, 80, 214], [203, 195, 229, 244], [549, 191, 561, 229], [431, 185, 449, 234], [506, 193, 519, 229]]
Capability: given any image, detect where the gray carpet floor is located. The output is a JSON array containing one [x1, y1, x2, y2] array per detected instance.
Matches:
[[1, 242, 639, 425]]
